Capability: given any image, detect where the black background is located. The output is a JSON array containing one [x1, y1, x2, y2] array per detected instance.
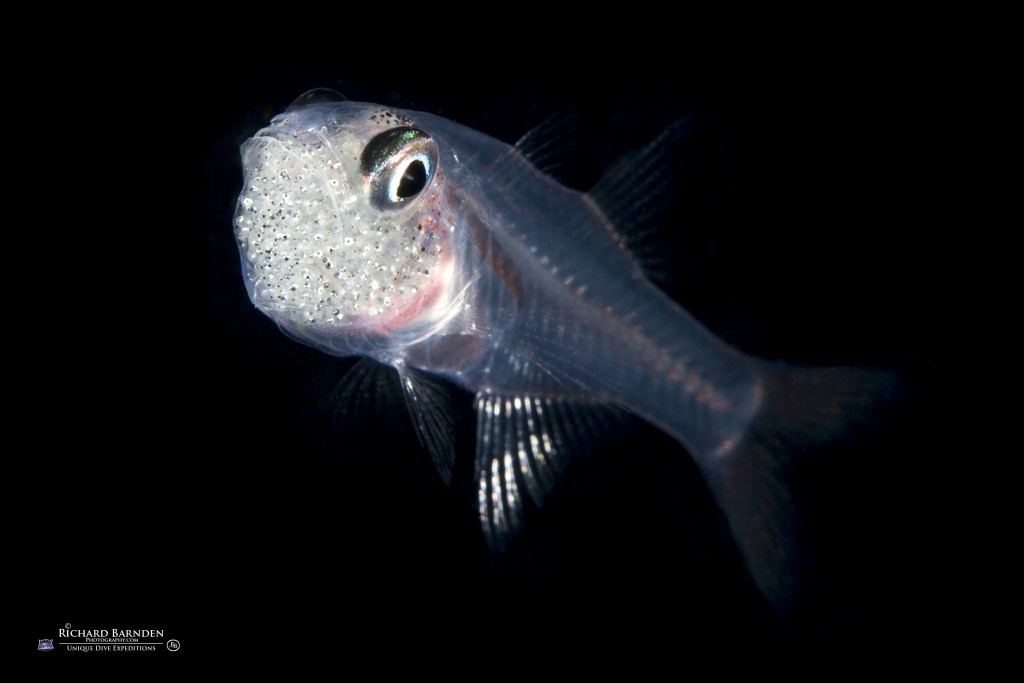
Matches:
[[19, 55, 941, 666]]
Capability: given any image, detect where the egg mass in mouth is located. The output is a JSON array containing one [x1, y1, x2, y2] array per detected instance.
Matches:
[[234, 110, 451, 329]]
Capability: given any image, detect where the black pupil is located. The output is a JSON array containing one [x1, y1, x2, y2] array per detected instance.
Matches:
[[396, 160, 427, 199]]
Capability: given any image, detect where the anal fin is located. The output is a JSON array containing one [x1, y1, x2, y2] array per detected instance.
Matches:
[[474, 392, 628, 551]]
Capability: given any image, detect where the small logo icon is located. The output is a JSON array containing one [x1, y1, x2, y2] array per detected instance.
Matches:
[[166, 639, 180, 652], [38, 639, 54, 651]]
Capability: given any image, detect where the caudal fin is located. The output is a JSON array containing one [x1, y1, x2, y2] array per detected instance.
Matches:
[[695, 363, 900, 615]]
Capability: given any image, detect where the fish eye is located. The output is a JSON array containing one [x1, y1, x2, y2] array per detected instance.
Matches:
[[360, 127, 438, 211]]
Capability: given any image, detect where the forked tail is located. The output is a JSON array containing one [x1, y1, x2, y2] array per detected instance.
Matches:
[[691, 362, 900, 614]]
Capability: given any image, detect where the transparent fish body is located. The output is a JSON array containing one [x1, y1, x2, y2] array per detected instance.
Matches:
[[235, 97, 894, 614]]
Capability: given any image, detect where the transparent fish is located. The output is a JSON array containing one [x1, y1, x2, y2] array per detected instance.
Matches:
[[233, 89, 896, 613]]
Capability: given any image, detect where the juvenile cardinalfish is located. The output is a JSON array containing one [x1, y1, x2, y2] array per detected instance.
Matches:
[[233, 89, 893, 613]]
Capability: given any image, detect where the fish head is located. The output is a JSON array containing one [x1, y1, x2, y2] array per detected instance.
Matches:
[[234, 95, 460, 357]]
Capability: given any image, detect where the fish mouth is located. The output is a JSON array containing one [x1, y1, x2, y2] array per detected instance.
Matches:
[[243, 127, 350, 199]]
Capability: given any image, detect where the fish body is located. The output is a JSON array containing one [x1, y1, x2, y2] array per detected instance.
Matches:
[[234, 91, 892, 612]]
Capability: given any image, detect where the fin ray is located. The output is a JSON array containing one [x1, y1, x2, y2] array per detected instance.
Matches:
[[475, 393, 630, 551], [399, 367, 458, 486]]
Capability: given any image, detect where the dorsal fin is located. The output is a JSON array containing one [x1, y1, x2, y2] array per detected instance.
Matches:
[[586, 114, 696, 285], [511, 107, 584, 181], [474, 392, 632, 551]]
